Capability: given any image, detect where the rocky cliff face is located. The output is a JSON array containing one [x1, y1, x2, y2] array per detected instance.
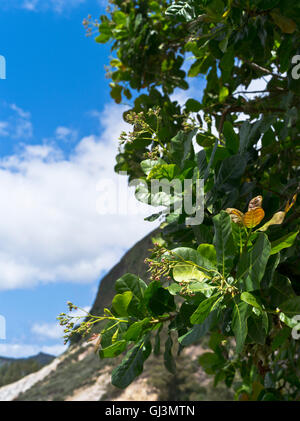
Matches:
[[0, 230, 234, 401], [89, 229, 158, 317]]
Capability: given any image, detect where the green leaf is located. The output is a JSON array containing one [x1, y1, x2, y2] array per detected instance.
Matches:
[[143, 281, 175, 316], [99, 340, 127, 359], [124, 318, 150, 342], [240, 292, 263, 312], [115, 273, 147, 300], [166, 1, 195, 21], [216, 154, 247, 192], [232, 300, 251, 353], [198, 352, 223, 374], [166, 247, 215, 275], [170, 130, 196, 169], [280, 297, 300, 317], [269, 273, 295, 307], [197, 244, 217, 268], [185, 98, 201, 112], [219, 86, 229, 103], [166, 283, 182, 295], [95, 21, 112, 44], [220, 48, 234, 81], [147, 163, 180, 181], [247, 316, 266, 345], [113, 11, 127, 25], [270, 231, 299, 255], [115, 274, 147, 318], [279, 312, 299, 328], [111, 338, 151, 389], [173, 263, 206, 283], [112, 291, 133, 316], [213, 211, 236, 277], [223, 121, 239, 154], [271, 11, 297, 34], [109, 83, 123, 104], [101, 320, 127, 348], [239, 121, 251, 153], [188, 281, 217, 297], [179, 311, 217, 346], [164, 335, 176, 374], [140, 159, 166, 176], [271, 327, 290, 351], [261, 252, 280, 289], [190, 294, 222, 325], [237, 233, 271, 291]]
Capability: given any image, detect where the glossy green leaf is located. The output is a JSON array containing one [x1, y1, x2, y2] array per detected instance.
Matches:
[[172, 263, 207, 283], [269, 273, 295, 307], [190, 294, 222, 325], [280, 297, 300, 317], [232, 300, 251, 353], [99, 340, 127, 359], [219, 86, 229, 103], [124, 318, 150, 342], [237, 233, 271, 291], [271, 327, 290, 351], [143, 281, 175, 316], [112, 291, 133, 316], [216, 155, 247, 192], [197, 244, 217, 268], [179, 311, 217, 346], [198, 352, 223, 374], [213, 211, 236, 276], [223, 121, 239, 154], [270, 231, 299, 255], [115, 273, 147, 300], [111, 338, 151, 389], [240, 292, 263, 312], [247, 317, 266, 345]]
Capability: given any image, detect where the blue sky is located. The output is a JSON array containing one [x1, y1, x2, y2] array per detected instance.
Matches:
[[0, 0, 111, 157], [0, 0, 153, 358], [0, 0, 204, 358]]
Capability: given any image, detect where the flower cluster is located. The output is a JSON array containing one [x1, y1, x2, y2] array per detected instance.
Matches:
[[82, 15, 100, 37], [144, 243, 176, 282], [57, 302, 93, 345]]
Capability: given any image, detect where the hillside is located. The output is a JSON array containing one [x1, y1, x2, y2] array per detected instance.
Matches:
[[0, 230, 234, 401], [0, 353, 55, 388]]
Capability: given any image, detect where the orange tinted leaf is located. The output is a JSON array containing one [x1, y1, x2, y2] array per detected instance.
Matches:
[[259, 211, 286, 232], [284, 194, 297, 214], [226, 208, 244, 225], [248, 195, 263, 211], [271, 12, 297, 34], [243, 208, 265, 228]]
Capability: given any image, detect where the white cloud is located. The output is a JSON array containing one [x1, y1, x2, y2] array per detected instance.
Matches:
[[233, 76, 271, 103], [0, 343, 66, 358], [0, 103, 33, 140], [31, 323, 63, 340], [0, 122, 9, 137], [0, 102, 155, 291], [0, 0, 86, 12], [55, 126, 78, 143], [21, 0, 86, 12]]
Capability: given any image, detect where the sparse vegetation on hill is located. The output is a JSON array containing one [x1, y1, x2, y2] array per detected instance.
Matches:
[[0, 353, 54, 388]]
